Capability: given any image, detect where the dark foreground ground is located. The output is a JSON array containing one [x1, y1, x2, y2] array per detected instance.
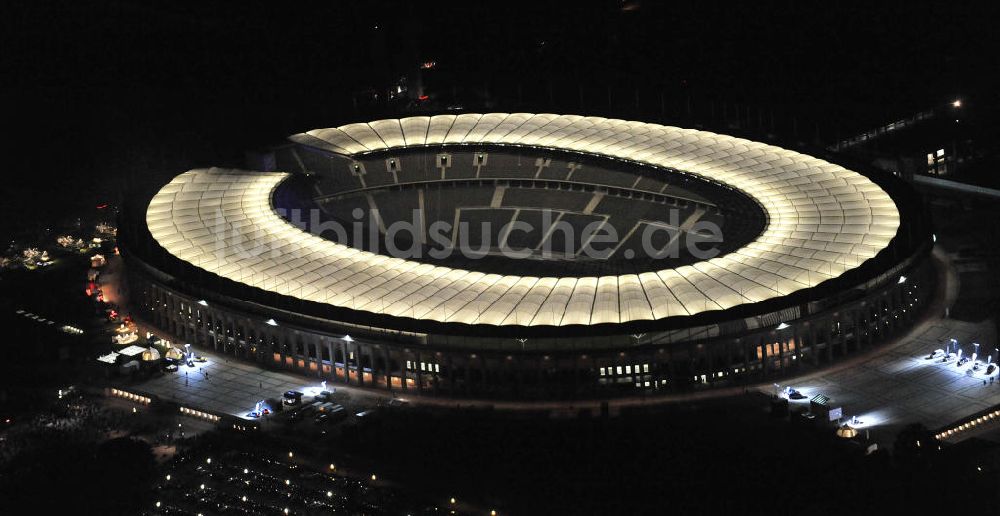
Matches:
[[342, 399, 999, 515], [3, 203, 1000, 515], [5, 385, 1000, 515]]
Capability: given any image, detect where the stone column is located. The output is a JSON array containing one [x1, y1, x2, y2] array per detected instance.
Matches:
[[839, 317, 849, 356], [851, 310, 861, 351], [740, 338, 750, 377], [326, 341, 335, 380], [809, 325, 819, 366], [384, 347, 393, 393], [446, 354, 456, 395], [480, 354, 489, 394], [433, 354, 441, 396], [866, 309, 874, 347], [415, 351, 424, 394], [705, 344, 715, 380], [760, 335, 770, 377], [776, 334, 786, 372], [463, 356, 472, 396], [573, 355, 581, 395], [339, 340, 349, 385], [355, 342, 365, 387], [824, 322, 834, 363], [510, 356, 522, 398], [792, 328, 803, 367]]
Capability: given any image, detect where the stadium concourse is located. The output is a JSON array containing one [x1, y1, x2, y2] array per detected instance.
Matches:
[[119, 244, 1000, 444], [120, 114, 933, 401]]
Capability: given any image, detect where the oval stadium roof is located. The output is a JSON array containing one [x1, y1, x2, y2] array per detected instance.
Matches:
[[146, 114, 900, 327]]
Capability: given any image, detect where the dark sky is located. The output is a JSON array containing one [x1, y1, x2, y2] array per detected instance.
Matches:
[[2, 0, 997, 239]]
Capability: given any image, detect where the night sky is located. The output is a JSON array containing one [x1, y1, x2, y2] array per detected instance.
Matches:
[[3, 0, 997, 240]]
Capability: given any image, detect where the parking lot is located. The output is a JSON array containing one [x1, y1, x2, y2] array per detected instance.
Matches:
[[154, 448, 449, 515]]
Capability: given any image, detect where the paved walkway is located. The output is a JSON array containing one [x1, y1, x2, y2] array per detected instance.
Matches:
[[782, 318, 998, 433], [133, 351, 380, 419], [114, 245, 1000, 437]]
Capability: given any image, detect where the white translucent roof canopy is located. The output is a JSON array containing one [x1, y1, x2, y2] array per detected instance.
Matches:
[[147, 114, 900, 327]]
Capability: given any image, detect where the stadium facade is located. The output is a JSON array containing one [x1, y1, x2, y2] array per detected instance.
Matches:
[[121, 114, 933, 399]]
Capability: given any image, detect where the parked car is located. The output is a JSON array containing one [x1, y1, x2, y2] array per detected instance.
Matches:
[[316, 405, 346, 424], [282, 390, 304, 405]]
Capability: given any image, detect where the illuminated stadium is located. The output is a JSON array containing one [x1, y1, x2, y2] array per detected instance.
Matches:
[[121, 114, 933, 399]]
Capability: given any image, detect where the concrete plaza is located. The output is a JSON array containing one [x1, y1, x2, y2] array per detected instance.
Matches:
[[132, 351, 380, 419], [118, 248, 1000, 440], [779, 318, 998, 435], [126, 316, 999, 436]]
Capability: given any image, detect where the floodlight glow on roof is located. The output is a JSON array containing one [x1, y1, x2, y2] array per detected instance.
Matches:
[[147, 114, 900, 327]]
